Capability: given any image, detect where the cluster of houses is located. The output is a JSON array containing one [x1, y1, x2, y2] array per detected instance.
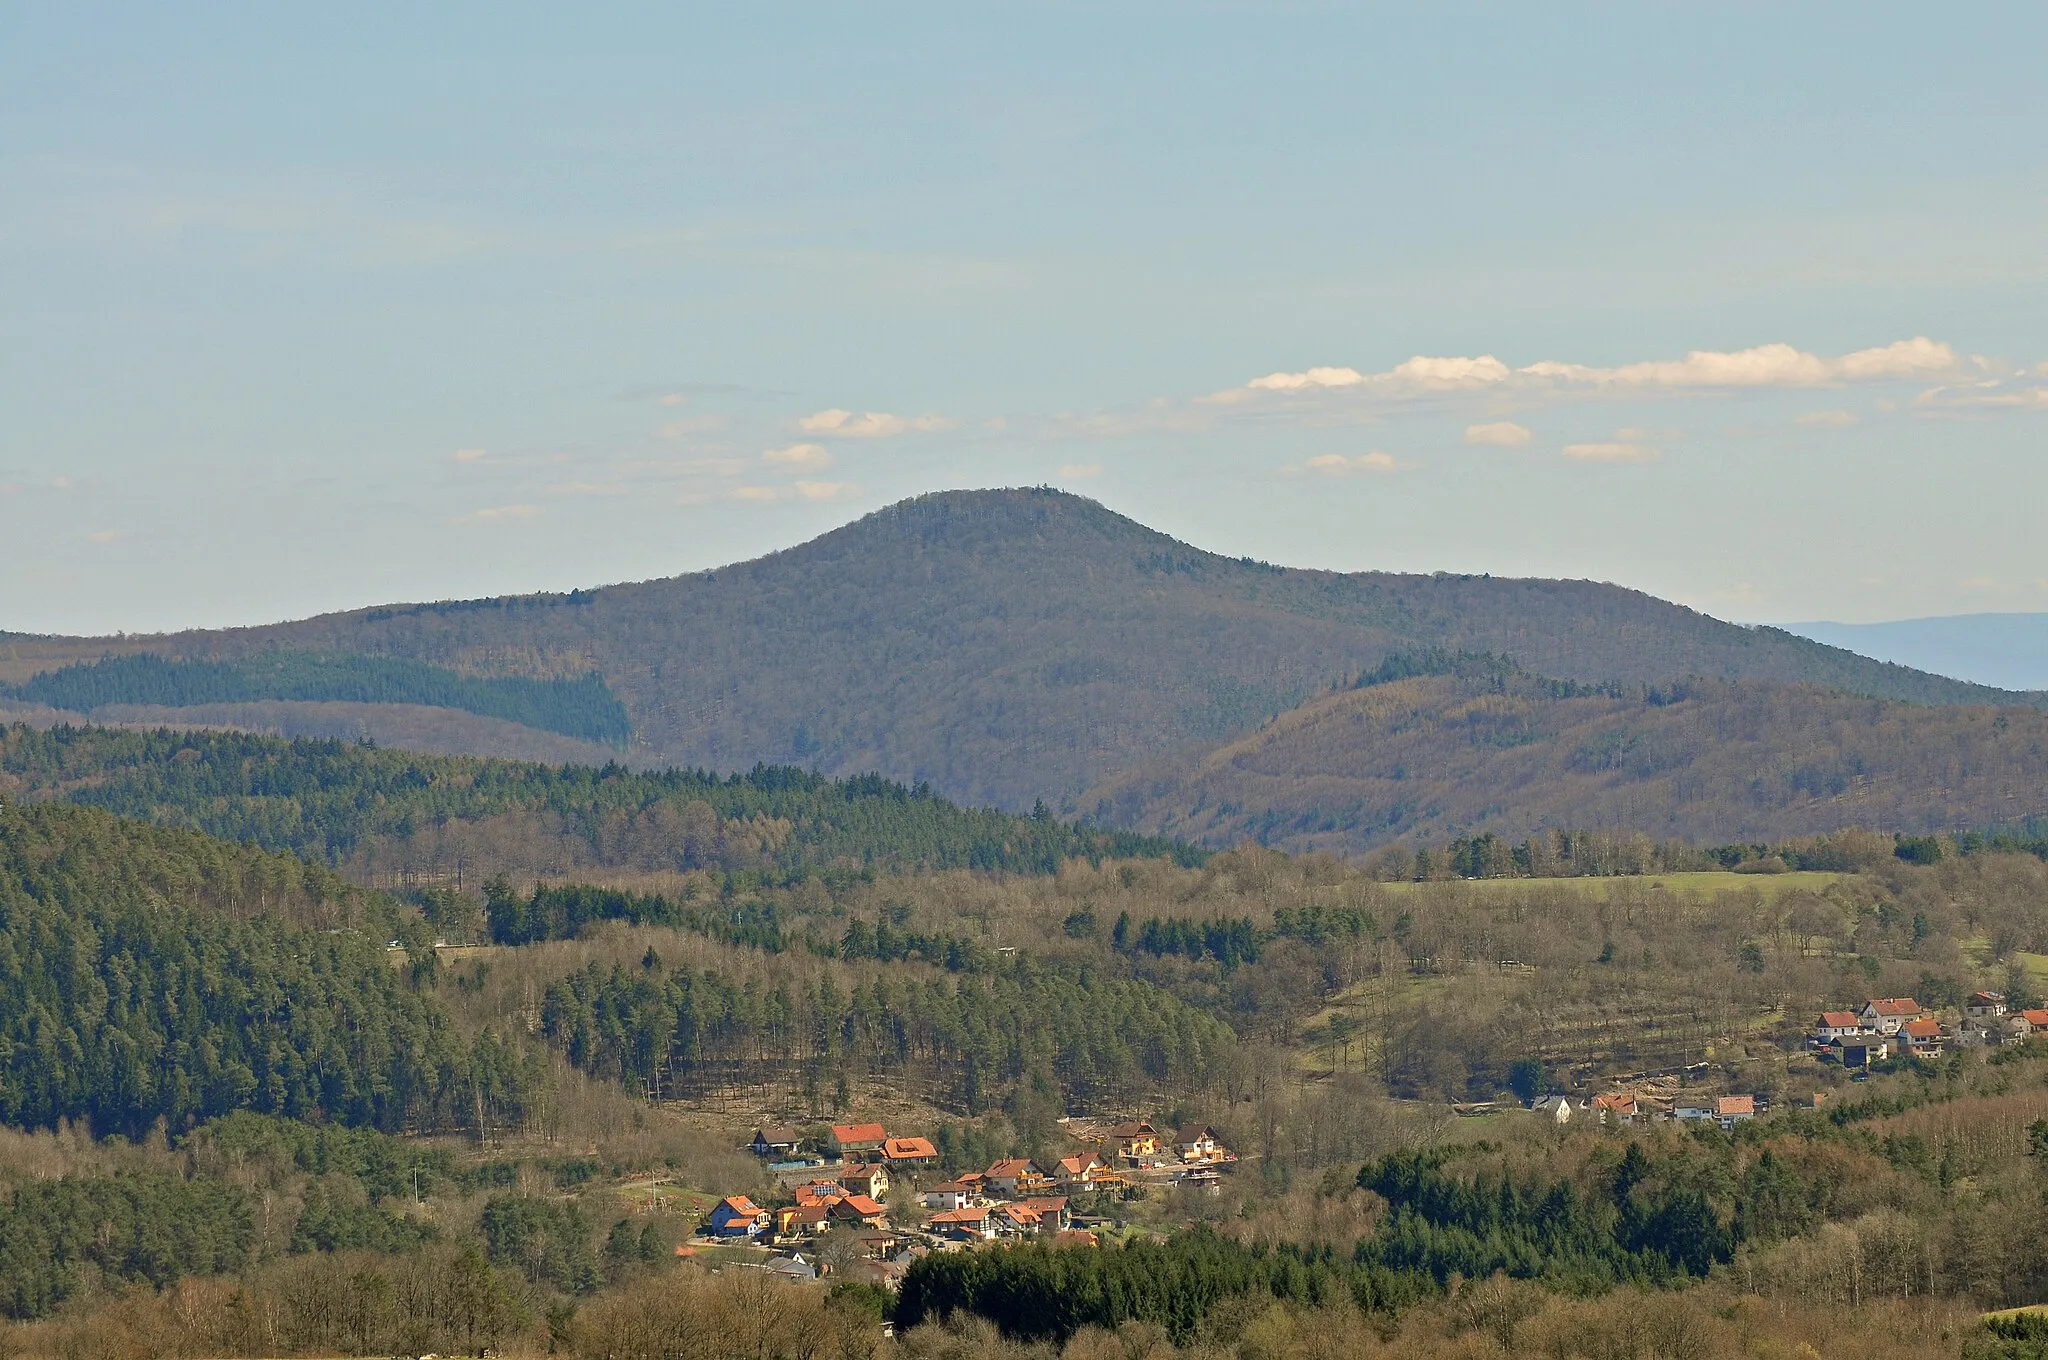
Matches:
[[698, 1117, 1235, 1282], [1529, 1090, 1762, 1131], [1809, 994, 2048, 1066]]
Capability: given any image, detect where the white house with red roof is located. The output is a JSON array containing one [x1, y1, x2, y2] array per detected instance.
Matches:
[[1860, 998, 1922, 1035], [1812, 1011, 1866, 1045]]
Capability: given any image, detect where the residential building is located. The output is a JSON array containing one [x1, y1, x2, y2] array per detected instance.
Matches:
[[1057, 1153, 1113, 1188], [922, 1182, 973, 1212], [1812, 1011, 1866, 1045], [1175, 1125, 1222, 1162], [1714, 1095, 1755, 1130], [1533, 1094, 1574, 1124], [751, 1126, 804, 1158], [1016, 1196, 1071, 1232], [1590, 1092, 1638, 1124], [883, 1136, 939, 1166], [1900, 1017, 1945, 1057], [830, 1194, 889, 1229], [1836, 1037, 1888, 1069], [1966, 992, 2008, 1023], [776, 1204, 834, 1238], [766, 1252, 818, 1282], [707, 1196, 770, 1238], [829, 1122, 888, 1156], [841, 1162, 889, 1203], [1860, 998, 1923, 1035], [1673, 1100, 1714, 1123], [983, 1158, 1049, 1198], [927, 1205, 996, 1242], [1108, 1121, 1161, 1163]]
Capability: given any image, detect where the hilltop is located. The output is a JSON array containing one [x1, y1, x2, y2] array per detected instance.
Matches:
[[1085, 665, 2048, 854], [3, 489, 2031, 810]]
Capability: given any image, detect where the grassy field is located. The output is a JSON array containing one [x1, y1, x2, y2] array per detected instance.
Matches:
[[2016, 952, 2048, 988], [1376, 871, 1846, 902]]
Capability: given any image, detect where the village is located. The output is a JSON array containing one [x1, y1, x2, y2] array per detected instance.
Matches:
[[1526, 991, 2048, 1131], [681, 1117, 1237, 1287]]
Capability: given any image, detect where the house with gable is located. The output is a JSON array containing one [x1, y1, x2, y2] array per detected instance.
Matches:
[[1812, 1011, 1866, 1046], [751, 1126, 805, 1159], [1966, 992, 2007, 1023], [706, 1195, 770, 1238], [983, 1158, 1050, 1198], [841, 1162, 890, 1203], [1899, 1017, 1945, 1058], [829, 1122, 888, 1157], [1714, 1095, 1756, 1130], [1057, 1153, 1115, 1189], [1860, 998, 1923, 1035], [883, 1136, 939, 1167], [1108, 1121, 1161, 1164], [1590, 1092, 1638, 1124], [927, 1204, 996, 1242]]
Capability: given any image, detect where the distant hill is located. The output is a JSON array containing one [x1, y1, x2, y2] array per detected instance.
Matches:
[[1785, 613, 2048, 692], [5, 489, 2035, 810], [1083, 665, 2048, 855]]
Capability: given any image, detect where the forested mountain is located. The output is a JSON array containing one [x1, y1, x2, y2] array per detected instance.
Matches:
[[4, 488, 2031, 811], [1085, 661, 2048, 855], [0, 802, 530, 1139], [0, 724, 1196, 883]]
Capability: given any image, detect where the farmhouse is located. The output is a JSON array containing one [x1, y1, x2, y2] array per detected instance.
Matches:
[[829, 1122, 888, 1156]]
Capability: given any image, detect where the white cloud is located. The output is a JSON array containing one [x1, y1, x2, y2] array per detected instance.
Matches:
[[797, 408, 955, 438], [1915, 381, 2048, 411], [1302, 451, 1403, 475], [1795, 409, 1859, 428], [1562, 441, 1661, 463], [1057, 463, 1103, 479], [796, 480, 860, 501], [658, 393, 688, 407], [88, 529, 124, 543], [452, 447, 486, 462], [1465, 421, 1532, 446], [1211, 337, 1965, 406], [763, 442, 832, 470], [460, 504, 538, 522], [1522, 338, 1956, 388], [733, 486, 781, 502]]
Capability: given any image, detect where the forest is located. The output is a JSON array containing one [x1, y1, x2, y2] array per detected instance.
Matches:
[[10, 730, 2048, 1359], [0, 724, 1198, 881], [3, 650, 633, 746]]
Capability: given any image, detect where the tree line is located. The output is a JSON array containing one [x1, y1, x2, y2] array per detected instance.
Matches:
[[4, 650, 632, 746]]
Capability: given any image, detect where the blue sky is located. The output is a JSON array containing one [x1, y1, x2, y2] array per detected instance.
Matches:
[[4, 3, 2045, 634]]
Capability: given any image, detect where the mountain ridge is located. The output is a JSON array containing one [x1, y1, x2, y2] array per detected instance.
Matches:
[[5, 488, 2037, 810]]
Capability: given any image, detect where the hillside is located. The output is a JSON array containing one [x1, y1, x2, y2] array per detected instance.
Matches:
[[1085, 666, 2048, 854], [5, 489, 2033, 810], [0, 724, 1197, 884]]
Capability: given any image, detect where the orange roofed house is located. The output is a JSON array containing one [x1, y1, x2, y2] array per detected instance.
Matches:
[[707, 1195, 770, 1238], [1860, 998, 1922, 1035], [1900, 1017, 1945, 1057], [883, 1136, 938, 1166], [830, 1123, 888, 1156]]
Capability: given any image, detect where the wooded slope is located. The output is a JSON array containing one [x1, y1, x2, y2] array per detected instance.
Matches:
[[1086, 669, 2048, 854], [5, 489, 2031, 809]]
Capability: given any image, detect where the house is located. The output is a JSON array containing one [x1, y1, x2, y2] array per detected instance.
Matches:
[[829, 1122, 888, 1156], [1812, 1011, 1866, 1045], [1108, 1120, 1161, 1163], [2005, 1009, 2048, 1041], [983, 1158, 1049, 1198], [1714, 1095, 1755, 1130], [1052, 1228, 1100, 1249], [1860, 998, 1923, 1035], [1590, 1092, 1638, 1124], [706, 1195, 770, 1238], [994, 1203, 1044, 1237], [793, 1180, 848, 1207], [1673, 1099, 1715, 1123], [926, 1205, 996, 1242], [766, 1252, 818, 1282], [1016, 1197, 1071, 1233], [922, 1182, 974, 1212], [830, 1194, 889, 1229], [841, 1162, 889, 1203], [1900, 1017, 1945, 1057], [1966, 991, 2007, 1022], [777, 1204, 835, 1238], [883, 1136, 939, 1166], [752, 1126, 805, 1158], [1057, 1153, 1114, 1188], [1533, 1094, 1574, 1124], [1175, 1126, 1222, 1162], [1835, 1037, 1888, 1069]]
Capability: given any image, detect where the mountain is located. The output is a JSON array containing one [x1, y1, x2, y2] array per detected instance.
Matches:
[[1784, 613, 2048, 692], [4, 488, 2035, 811], [1083, 665, 2048, 855]]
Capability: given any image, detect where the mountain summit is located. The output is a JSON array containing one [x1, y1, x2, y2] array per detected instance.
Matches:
[[4, 488, 2030, 810]]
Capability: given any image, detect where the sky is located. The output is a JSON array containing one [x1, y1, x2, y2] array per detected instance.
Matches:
[[4, 3, 2046, 636]]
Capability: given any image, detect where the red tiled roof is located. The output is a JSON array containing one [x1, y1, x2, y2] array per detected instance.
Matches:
[[1058, 1154, 1101, 1174], [1715, 1095, 1754, 1116], [2022, 1009, 2048, 1026], [831, 1122, 887, 1144], [841, 1194, 886, 1217], [716, 1196, 763, 1216], [884, 1137, 938, 1160], [928, 1206, 991, 1224], [1902, 1018, 1941, 1039], [1865, 997, 1921, 1016], [985, 1158, 1037, 1178], [1818, 1011, 1860, 1028]]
